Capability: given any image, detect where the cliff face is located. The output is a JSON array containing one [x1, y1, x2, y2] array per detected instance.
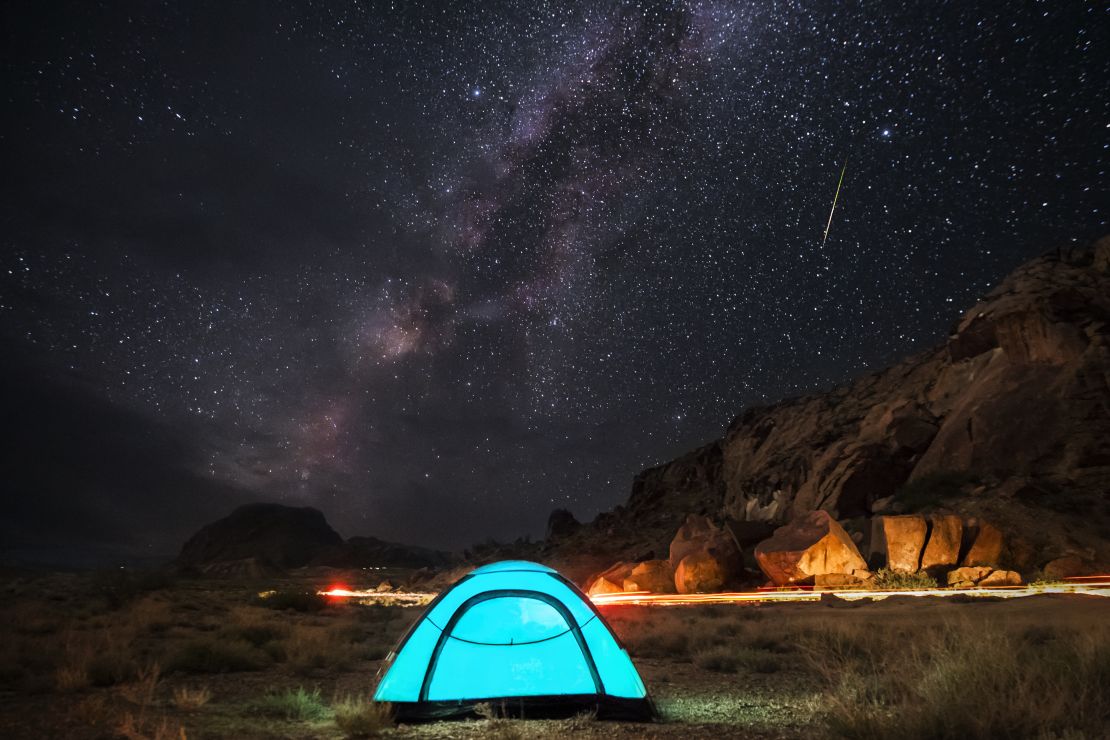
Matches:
[[576, 237, 1110, 567]]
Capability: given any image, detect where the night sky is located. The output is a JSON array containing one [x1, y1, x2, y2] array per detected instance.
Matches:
[[2, 1, 1106, 565]]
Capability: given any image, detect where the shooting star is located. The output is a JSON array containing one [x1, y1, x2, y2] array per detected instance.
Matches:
[[822, 159, 848, 246]]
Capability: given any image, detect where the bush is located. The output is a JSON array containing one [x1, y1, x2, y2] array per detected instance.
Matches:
[[167, 638, 265, 674], [172, 685, 212, 711], [255, 687, 328, 720], [868, 568, 938, 590], [333, 695, 393, 737], [253, 591, 328, 612], [90, 569, 173, 609]]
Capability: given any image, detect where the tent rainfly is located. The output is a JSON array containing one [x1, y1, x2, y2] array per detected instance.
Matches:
[[373, 560, 654, 721]]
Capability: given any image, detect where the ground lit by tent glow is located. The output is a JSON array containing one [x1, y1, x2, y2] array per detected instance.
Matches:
[[317, 576, 1110, 607]]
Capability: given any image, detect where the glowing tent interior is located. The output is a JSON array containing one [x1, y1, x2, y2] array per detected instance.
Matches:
[[373, 560, 654, 721]]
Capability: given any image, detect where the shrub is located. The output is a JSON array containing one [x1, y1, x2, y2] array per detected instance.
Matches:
[[694, 645, 739, 673], [91, 569, 173, 609], [55, 664, 90, 692], [333, 695, 393, 737], [87, 651, 136, 687], [255, 687, 329, 720], [868, 568, 938, 590], [167, 638, 265, 674], [253, 591, 327, 612], [172, 685, 212, 711]]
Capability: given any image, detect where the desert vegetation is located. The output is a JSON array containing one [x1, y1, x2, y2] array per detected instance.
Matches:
[[0, 569, 1106, 738]]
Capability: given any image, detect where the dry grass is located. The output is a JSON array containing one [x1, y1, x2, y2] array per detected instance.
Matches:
[[254, 686, 329, 720], [172, 684, 212, 711], [800, 617, 1110, 739], [332, 696, 393, 737]]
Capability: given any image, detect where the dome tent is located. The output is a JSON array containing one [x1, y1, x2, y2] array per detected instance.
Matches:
[[373, 560, 654, 721]]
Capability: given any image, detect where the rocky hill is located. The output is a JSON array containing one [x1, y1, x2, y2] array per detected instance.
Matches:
[[177, 503, 453, 576], [550, 237, 1110, 576]]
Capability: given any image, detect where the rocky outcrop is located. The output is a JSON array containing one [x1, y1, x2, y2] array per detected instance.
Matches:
[[754, 510, 867, 586], [178, 503, 342, 570], [556, 237, 1110, 573], [546, 509, 580, 539]]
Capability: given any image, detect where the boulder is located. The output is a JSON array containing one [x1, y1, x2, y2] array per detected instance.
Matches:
[[1042, 555, 1091, 581], [814, 572, 869, 589], [178, 503, 343, 570], [754, 510, 867, 586], [622, 560, 676, 594], [962, 521, 1004, 566], [978, 569, 1022, 587], [947, 566, 993, 588], [668, 514, 740, 568], [585, 561, 635, 597], [586, 576, 624, 597], [675, 551, 726, 594], [870, 515, 928, 572], [920, 514, 963, 571]]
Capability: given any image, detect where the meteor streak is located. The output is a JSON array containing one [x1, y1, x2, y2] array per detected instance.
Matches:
[[822, 158, 848, 246]]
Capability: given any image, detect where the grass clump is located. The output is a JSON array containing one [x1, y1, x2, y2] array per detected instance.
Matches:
[[172, 685, 212, 711], [868, 568, 938, 590], [333, 695, 393, 737], [695, 646, 782, 674], [167, 637, 265, 674], [255, 686, 329, 720]]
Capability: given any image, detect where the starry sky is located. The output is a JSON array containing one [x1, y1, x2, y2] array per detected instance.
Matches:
[[2, 1, 1106, 565]]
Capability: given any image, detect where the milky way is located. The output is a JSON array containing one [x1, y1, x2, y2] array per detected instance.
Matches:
[[2, 1, 1106, 560]]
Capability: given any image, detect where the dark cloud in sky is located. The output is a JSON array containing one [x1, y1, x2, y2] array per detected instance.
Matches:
[[1, 1, 1106, 564]]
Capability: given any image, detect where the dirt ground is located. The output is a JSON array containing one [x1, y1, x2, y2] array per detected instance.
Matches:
[[0, 570, 1106, 739]]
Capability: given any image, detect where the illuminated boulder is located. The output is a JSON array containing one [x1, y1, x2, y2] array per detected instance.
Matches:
[[920, 514, 963, 571], [870, 515, 928, 572], [962, 521, 1004, 566], [754, 510, 867, 586], [675, 551, 725, 594], [978, 569, 1022, 587], [622, 560, 676, 594], [585, 562, 635, 597], [946, 565, 993, 588]]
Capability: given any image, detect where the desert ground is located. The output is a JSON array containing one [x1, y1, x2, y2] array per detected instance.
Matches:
[[0, 569, 1106, 740]]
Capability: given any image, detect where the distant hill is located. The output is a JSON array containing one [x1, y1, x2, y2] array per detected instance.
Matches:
[[177, 503, 452, 574], [552, 237, 1110, 572]]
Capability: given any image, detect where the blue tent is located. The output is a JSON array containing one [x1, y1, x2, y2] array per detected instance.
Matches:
[[373, 560, 654, 721]]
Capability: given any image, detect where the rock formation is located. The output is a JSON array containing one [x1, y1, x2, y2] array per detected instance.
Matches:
[[177, 503, 342, 570], [553, 237, 1110, 573], [178, 503, 452, 574]]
